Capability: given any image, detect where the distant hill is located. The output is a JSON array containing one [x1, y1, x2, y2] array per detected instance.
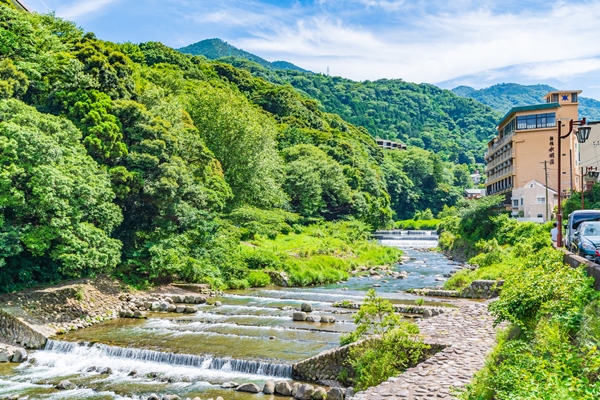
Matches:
[[178, 38, 309, 72], [452, 83, 600, 121]]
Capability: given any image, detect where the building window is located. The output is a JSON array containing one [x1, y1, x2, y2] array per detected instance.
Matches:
[[520, 198, 524, 205], [537, 214, 543, 218], [537, 196, 546, 204], [512, 199, 519, 208], [551, 94, 558, 102], [571, 93, 578, 103], [516, 113, 556, 130]]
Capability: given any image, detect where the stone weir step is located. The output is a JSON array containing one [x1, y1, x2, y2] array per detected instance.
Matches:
[[44, 339, 293, 378]]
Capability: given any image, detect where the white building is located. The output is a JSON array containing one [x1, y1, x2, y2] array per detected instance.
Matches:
[[511, 180, 558, 222]]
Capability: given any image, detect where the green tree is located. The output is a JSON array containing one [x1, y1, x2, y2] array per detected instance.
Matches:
[[0, 99, 122, 290], [187, 82, 287, 209]]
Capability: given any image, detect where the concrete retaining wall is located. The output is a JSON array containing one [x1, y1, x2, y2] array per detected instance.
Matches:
[[560, 249, 600, 290], [0, 309, 47, 349]]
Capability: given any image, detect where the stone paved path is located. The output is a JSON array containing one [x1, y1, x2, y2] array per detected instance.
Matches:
[[350, 301, 498, 400]]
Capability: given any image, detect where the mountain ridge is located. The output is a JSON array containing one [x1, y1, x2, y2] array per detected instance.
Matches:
[[451, 83, 600, 121], [178, 38, 309, 73]]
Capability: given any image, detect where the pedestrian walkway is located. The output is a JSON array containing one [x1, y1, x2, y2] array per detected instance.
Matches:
[[350, 301, 498, 400]]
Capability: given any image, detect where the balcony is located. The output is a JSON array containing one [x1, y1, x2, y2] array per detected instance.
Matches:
[[485, 149, 513, 172]]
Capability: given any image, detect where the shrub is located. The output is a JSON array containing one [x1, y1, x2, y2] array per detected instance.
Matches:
[[247, 270, 271, 287], [227, 278, 250, 289], [341, 290, 429, 390]]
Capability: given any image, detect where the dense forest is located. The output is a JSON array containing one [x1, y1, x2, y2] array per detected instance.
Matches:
[[453, 83, 600, 120], [0, 4, 475, 291], [180, 40, 502, 165]]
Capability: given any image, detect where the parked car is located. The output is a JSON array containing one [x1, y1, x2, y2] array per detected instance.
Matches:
[[571, 221, 600, 261], [565, 210, 600, 249]]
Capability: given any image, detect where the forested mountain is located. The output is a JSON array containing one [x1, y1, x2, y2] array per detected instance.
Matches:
[[178, 40, 502, 164], [452, 83, 600, 121], [0, 4, 473, 291], [178, 38, 308, 72]]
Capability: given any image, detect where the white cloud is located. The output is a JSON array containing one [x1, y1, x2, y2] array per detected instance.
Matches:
[[56, 0, 120, 19], [234, 1, 600, 84]]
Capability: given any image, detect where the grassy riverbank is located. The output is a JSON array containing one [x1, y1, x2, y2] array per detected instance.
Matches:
[[233, 221, 402, 289], [438, 195, 600, 399]]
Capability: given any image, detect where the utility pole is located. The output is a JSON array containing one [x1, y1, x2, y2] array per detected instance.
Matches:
[[581, 166, 585, 210], [543, 161, 549, 221]]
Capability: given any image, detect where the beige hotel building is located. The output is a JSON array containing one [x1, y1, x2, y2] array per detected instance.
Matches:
[[485, 90, 582, 211]]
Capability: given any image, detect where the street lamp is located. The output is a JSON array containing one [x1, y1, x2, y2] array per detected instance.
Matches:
[[557, 118, 589, 247]]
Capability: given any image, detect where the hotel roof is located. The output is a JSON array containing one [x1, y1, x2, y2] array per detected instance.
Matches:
[[498, 102, 560, 128]]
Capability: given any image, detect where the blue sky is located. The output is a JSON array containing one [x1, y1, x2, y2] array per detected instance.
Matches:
[[21, 0, 600, 100]]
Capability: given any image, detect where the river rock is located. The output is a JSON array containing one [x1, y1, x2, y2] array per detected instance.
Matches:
[[222, 381, 239, 388], [194, 296, 206, 304], [346, 387, 355, 398], [236, 382, 261, 393], [0, 347, 13, 362], [184, 295, 196, 304], [133, 310, 147, 318], [170, 295, 182, 303], [313, 387, 327, 400], [11, 348, 27, 363], [275, 380, 292, 395], [300, 302, 313, 312], [99, 367, 112, 374], [321, 315, 336, 323], [214, 301, 222, 306], [295, 384, 315, 399], [56, 379, 75, 390], [150, 302, 161, 311], [175, 306, 185, 313], [159, 302, 169, 311], [161, 395, 180, 400], [147, 394, 159, 400], [263, 380, 275, 394], [266, 270, 289, 286], [327, 387, 345, 400], [128, 370, 137, 376], [306, 314, 321, 322], [293, 311, 307, 321], [167, 304, 177, 312], [292, 382, 301, 397], [183, 306, 197, 314]]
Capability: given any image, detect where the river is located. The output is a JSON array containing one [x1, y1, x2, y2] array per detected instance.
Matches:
[[0, 231, 461, 399]]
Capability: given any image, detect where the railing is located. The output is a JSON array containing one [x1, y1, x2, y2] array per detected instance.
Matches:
[[486, 166, 513, 182], [485, 149, 513, 172]]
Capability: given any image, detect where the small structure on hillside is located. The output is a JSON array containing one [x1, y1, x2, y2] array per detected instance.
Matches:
[[464, 188, 486, 200], [376, 139, 406, 151]]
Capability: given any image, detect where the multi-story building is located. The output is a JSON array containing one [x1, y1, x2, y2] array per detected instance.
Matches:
[[485, 90, 582, 204]]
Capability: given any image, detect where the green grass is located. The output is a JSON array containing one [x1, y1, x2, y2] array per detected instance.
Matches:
[[394, 219, 441, 230], [242, 221, 402, 287]]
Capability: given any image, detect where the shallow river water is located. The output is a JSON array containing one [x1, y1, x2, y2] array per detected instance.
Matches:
[[0, 231, 461, 399]]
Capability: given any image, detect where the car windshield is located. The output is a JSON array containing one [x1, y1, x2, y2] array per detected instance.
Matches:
[[580, 222, 600, 236]]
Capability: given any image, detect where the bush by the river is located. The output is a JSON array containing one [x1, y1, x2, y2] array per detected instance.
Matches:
[[440, 196, 600, 399], [339, 290, 429, 390], [459, 249, 600, 399]]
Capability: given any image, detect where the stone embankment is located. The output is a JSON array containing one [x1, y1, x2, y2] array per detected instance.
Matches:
[[332, 300, 449, 318], [118, 293, 211, 318], [0, 277, 220, 339], [349, 301, 499, 400], [408, 279, 503, 299]]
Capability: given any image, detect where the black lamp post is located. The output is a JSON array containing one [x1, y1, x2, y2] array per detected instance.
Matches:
[[557, 118, 590, 246]]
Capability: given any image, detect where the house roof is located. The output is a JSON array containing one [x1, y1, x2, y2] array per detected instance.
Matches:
[[521, 180, 558, 194], [10, 0, 30, 11], [498, 102, 560, 128]]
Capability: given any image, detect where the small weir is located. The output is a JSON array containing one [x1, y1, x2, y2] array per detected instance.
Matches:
[[45, 340, 293, 378], [1, 230, 462, 399]]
